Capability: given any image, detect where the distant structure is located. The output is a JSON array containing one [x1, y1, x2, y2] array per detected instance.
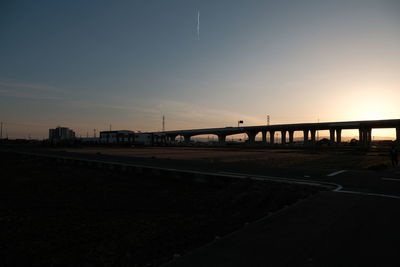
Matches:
[[100, 130, 135, 144], [135, 132, 155, 146], [158, 119, 400, 147], [49, 126, 75, 142], [99, 130, 160, 146]]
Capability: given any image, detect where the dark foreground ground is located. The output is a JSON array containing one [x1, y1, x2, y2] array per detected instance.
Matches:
[[166, 191, 400, 267], [0, 152, 319, 267]]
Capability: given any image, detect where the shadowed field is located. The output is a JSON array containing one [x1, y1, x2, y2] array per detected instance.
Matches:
[[0, 152, 319, 266], [59, 147, 393, 170]]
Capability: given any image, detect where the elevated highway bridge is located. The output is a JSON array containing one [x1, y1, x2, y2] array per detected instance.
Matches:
[[154, 119, 400, 146]]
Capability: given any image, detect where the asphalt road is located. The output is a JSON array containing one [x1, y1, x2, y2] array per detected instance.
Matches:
[[165, 192, 400, 267]]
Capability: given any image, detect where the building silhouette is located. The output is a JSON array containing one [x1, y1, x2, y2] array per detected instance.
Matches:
[[49, 127, 75, 142]]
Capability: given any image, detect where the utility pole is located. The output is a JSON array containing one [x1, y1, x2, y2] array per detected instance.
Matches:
[[109, 124, 112, 132], [162, 115, 165, 132], [267, 115, 270, 126], [93, 129, 96, 138]]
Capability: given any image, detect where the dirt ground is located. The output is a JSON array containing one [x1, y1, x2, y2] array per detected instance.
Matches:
[[0, 152, 318, 267], [59, 147, 393, 170]]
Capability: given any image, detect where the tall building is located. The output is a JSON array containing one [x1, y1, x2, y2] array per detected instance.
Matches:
[[49, 127, 76, 142]]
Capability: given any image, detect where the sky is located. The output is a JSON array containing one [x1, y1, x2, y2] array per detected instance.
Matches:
[[0, 0, 399, 139]]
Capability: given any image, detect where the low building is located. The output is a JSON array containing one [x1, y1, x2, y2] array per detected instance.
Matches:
[[49, 127, 75, 142], [134, 133, 154, 146], [100, 130, 135, 144]]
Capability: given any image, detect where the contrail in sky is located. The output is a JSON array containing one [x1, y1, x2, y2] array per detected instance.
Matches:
[[197, 11, 200, 40]]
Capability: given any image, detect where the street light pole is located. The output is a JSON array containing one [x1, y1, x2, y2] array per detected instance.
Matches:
[[238, 120, 244, 142]]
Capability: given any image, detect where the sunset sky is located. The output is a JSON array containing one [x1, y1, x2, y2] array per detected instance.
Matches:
[[1, 0, 399, 139]]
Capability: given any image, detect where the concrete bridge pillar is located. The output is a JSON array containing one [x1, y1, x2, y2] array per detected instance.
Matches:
[[183, 135, 191, 144], [218, 134, 226, 145], [246, 132, 257, 144], [329, 129, 335, 144], [336, 129, 342, 144], [303, 130, 309, 144], [310, 130, 316, 143], [288, 131, 294, 144], [269, 131, 275, 144], [359, 129, 364, 144], [262, 131, 267, 144], [364, 129, 367, 143], [161, 136, 166, 145], [169, 135, 177, 142], [281, 130, 287, 144], [396, 127, 400, 144], [366, 128, 372, 146], [359, 128, 372, 147]]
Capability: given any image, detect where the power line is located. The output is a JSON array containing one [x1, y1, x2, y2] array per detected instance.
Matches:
[[0, 121, 54, 127]]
